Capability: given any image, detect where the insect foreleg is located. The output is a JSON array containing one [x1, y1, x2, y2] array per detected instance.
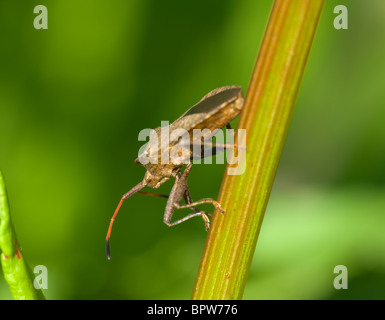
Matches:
[[163, 164, 224, 231], [163, 164, 212, 230], [164, 210, 210, 231]]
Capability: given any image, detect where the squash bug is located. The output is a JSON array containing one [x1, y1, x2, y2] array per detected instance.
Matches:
[[106, 86, 244, 259]]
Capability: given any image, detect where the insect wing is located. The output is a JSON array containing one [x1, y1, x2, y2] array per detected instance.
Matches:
[[172, 86, 243, 132]]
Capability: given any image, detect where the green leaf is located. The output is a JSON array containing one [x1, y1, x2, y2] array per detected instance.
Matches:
[[0, 170, 45, 300]]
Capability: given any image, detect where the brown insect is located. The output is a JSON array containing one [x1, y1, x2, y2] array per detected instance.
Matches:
[[106, 86, 244, 259]]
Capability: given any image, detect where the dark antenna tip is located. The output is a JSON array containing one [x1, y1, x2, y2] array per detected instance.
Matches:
[[106, 239, 111, 260]]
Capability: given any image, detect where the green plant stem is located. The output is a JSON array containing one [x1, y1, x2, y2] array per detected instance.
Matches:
[[192, 0, 325, 299], [0, 171, 45, 300]]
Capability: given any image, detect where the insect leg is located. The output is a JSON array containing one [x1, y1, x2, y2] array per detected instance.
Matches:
[[226, 123, 234, 135], [201, 142, 245, 150], [175, 165, 224, 216], [202, 123, 245, 151], [163, 164, 211, 230], [190, 142, 244, 162], [165, 210, 210, 231], [175, 198, 225, 214], [138, 191, 169, 199], [183, 186, 212, 216], [138, 190, 206, 215]]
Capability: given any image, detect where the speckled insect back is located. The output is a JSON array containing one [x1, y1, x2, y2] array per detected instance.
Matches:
[[106, 86, 244, 259]]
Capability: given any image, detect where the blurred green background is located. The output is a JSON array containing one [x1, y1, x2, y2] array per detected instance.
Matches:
[[0, 0, 384, 299]]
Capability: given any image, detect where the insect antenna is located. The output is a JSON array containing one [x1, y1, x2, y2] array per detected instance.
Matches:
[[138, 191, 169, 199], [106, 181, 146, 260]]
